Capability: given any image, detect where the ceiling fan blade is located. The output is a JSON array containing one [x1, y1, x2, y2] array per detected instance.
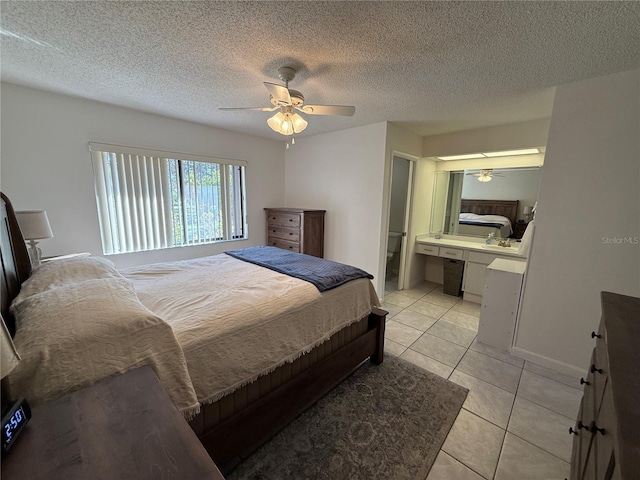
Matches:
[[219, 106, 278, 112], [299, 105, 355, 116], [264, 82, 291, 104]]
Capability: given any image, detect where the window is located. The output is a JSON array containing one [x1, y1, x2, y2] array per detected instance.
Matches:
[[90, 143, 247, 255]]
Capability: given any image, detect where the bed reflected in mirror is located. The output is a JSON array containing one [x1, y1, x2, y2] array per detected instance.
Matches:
[[430, 167, 542, 239]]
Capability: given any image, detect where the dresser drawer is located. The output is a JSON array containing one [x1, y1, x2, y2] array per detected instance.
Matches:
[[415, 243, 438, 256], [267, 225, 300, 242], [594, 381, 617, 480], [267, 237, 300, 252], [439, 247, 464, 260], [267, 212, 301, 228]]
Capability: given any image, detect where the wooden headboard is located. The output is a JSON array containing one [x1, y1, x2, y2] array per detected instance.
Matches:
[[460, 199, 519, 227], [1, 192, 32, 336]]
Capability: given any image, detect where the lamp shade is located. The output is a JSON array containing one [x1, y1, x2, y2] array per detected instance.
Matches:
[[267, 108, 308, 136], [1, 315, 20, 378], [15, 210, 53, 240], [523, 205, 533, 215]]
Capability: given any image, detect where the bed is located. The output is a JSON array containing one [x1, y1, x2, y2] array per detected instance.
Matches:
[[458, 199, 518, 237], [0, 192, 386, 471]]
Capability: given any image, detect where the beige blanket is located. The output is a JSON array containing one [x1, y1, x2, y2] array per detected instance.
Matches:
[[9, 259, 200, 419], [123, 253, 379, 405]]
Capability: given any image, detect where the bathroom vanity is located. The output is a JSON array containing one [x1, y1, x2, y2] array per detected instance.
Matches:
[[415, 235, 526, 303]]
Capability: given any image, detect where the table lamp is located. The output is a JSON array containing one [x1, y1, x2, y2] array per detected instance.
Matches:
[[15, 210, 53, 268]]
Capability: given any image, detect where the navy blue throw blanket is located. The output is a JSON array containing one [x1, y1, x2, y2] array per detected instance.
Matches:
[[225, 246, 373, 292], [459, 220, 505, 229]]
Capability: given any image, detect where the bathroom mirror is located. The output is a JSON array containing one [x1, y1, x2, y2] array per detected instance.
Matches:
[[430, 166, 542, 237]]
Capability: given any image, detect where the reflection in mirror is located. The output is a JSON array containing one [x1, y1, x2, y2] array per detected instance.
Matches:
[[430, 167, 542, 239]]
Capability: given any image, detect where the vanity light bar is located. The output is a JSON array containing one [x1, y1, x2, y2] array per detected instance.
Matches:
[[436, 153, 486, 161], [437, 148, 540, 161], [482, 148, 540, 157]]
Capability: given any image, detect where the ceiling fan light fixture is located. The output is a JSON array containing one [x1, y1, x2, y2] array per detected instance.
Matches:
[[477, 172, 493, 182], [268, 108, 307, 136], [267, 111, 285, 131], [291, 113, 307, 133], [226, 66, 354, 135]]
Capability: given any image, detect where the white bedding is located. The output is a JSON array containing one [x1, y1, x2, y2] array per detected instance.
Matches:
[[122, 253, 380, 405], [459, 213, 512, 236], [9, 260, 200, 418]]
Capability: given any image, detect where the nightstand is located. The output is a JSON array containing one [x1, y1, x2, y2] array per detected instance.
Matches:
[[1, 367, 224, 479], [512, 222, 529, 240]]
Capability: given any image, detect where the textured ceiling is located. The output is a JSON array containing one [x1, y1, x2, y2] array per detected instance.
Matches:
[[1, 1, 638, 140]]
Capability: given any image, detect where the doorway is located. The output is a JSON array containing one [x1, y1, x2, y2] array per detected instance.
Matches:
[[385, 155, 413, 292]]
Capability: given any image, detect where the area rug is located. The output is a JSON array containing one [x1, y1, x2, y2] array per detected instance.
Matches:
[[227, 356, 468, 480]]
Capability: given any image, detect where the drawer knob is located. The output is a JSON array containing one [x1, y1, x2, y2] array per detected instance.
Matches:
[[289, 219, 293, 222], [569, 421, 587, 435], [289, 232, 293, 235], [590, 364, 603, 374], [588, 421, 606, 435], [580, 377, 590, 386], [591, 331, 602, 339]]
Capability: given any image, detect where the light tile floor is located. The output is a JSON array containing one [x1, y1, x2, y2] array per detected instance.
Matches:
[[382, 280, 582, 480]]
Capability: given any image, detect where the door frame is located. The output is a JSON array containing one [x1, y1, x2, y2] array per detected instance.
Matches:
[[386, 151, 418, 291]]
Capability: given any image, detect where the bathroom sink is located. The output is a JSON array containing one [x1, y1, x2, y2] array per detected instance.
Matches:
[[482, 244, 520, 253]]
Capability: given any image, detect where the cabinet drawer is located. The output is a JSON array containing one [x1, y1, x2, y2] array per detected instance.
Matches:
[[268, 237, 300, 252], [467, 251, 498, 265], [267, 212, 301, 227], [415, 243, 438, 256], [439, 247, 464, 260], [267, 226, 300, 242]]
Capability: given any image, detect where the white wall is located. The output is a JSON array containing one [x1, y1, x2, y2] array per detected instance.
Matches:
[[284, 122, 388, 294], [0, 83, 284, 268], [514, 68, 640, 374], [423, 118, 551, 158]]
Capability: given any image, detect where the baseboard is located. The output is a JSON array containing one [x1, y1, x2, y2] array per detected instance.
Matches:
[[462, 292, 482, 304], [510, 346, 586, 378]]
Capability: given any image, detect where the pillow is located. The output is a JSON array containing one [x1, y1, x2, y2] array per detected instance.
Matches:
[[8, 277, 200, 417], [14, 256, 122, 303]]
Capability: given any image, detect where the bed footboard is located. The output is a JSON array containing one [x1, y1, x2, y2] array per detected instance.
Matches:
[[190, 307, 386, 472]]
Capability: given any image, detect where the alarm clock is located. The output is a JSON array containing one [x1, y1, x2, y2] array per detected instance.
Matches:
[[2, 398, 31, 454]]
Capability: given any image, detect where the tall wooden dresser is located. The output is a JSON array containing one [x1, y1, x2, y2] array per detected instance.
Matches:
[[568, 292, 640, 480], [264, 208, 325, 258]]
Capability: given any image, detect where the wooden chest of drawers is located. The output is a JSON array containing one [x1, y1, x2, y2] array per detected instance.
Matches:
[[569, 292, 640, 480], [264, 208, 325, 258]]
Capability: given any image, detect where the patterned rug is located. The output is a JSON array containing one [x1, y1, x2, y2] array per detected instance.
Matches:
[[227, 356, 468, 480]]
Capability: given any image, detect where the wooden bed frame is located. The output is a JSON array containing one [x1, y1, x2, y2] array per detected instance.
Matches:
[[0, 192, 387, 472], [460, 199, 519, 230]]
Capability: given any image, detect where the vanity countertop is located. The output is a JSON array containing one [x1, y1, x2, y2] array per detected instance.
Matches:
[[415, 234, 527, 259]]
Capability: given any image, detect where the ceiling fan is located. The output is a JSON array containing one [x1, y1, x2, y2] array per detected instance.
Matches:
[[219, 66, 355, 136], [465, 169, 505, 183]]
